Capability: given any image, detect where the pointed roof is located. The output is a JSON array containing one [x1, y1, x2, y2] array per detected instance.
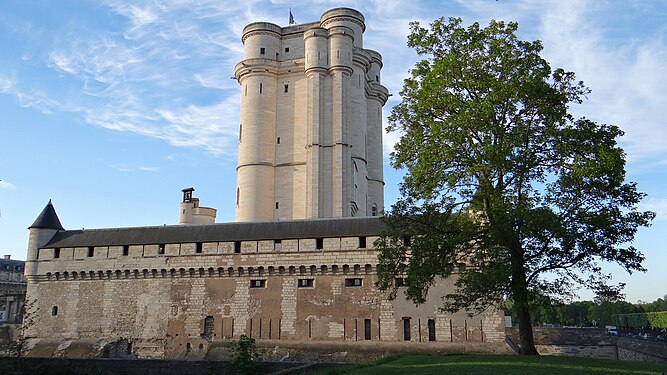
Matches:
[[29, 200, 64, 230]]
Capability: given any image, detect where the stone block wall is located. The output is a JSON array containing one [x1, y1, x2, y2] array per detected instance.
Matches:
[[27, 234, 505, 359]]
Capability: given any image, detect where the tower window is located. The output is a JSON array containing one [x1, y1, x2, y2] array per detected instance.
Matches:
[[375, 75, 379, 82], [54, 248, 60, 259], [87, 247, 94, 257], [275, 202, 279, 209], [244, 85, 247, 96], [277, 137, 281, 144], [345, 278, 362, 287], [158, 244, 165, 255], [259, 83, 263, 94], [284, 84, 289, 93], [234, 241, 241, 254], [260, 47, 265, 55], [122, 245, 129, 256], [196, 243, 203, 253], [51, 306, 58, 316], [316, 238, 324, 250], [284, 47, 289, 52], [236, 188, 240, 206], [239, 124, 242, 142], [358, 237, 367, 249]]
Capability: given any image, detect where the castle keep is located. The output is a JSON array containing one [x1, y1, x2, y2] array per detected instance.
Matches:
[[23, 8, 504, 359], [235, 8, 387, 221]]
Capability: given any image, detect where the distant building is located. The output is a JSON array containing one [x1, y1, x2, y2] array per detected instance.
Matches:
[[0, 255, 26, 324]]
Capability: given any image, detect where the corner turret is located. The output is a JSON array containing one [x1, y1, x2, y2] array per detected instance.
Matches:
[[26, 200, 63, 277]]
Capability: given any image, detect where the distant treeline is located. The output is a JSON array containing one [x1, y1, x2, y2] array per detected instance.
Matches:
[[505, 294, 667, 328]]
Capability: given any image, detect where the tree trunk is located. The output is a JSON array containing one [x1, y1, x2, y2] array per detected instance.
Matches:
[[510, 244, 539, 355]]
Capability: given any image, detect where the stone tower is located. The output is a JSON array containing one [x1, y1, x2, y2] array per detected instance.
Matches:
[[25, 200, 63, 277], [235, 8, 389, 222]]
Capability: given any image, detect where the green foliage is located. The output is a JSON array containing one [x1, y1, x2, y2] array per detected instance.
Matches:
[[377, 16, 654, 355], [506, 295, 641, 327], [307, 354, 667, 375], [227, 334, 264, 374], [614, 311, 667, 329]]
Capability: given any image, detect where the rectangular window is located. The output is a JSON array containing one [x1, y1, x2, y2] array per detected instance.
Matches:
[[260, 47, 265, 55], [275, 202, 279, 209], [122, 245, 129, 256], [87, 246, 94, 257], [234, 241, 241, 254], [358, 236, 367, 248], [298, 278, 314, 288], [316, 238, 324, 250], [364, 319, 371, 340], [395, 277, 405, 287], [345, 278, 362, 287], [250, 279, 266, 288], [54, 248, 60, 259], [428, 319, 436, 341], [259, 82, 263, 94], [274, 240, 282, 251], [284, 84, 289, 93], [276, 137, 281, 144], [203, 316, 214, 339], [403, 318, 411, 341], [158, 244, 165, 255], [195, 243, 203, 253], [284, 47, 289, 53]]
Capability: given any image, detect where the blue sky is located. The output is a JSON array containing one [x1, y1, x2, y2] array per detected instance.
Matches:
[[0, 0, 665, 303]]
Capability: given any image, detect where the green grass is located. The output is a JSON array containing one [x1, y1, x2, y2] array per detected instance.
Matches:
[[309, 354, 667, 375]]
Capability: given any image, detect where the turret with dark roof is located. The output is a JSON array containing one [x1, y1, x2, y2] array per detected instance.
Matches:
[[29, 200, 64, 230]]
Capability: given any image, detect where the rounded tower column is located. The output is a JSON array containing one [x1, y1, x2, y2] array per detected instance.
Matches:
[[236, 24, 281, 222], [304, 28, 329, 218]]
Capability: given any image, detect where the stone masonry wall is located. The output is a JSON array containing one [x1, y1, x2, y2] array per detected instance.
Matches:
[[27, 236, 505, 358]]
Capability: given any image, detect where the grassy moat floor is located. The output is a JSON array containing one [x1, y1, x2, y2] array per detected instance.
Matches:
[[309, 354, 667, 375]]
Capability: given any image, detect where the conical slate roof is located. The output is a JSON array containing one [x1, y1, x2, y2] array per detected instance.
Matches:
[[29, 200, 64, 230]]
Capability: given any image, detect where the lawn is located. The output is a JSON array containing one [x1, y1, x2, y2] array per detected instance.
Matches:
[[311, 354, 667, 375]]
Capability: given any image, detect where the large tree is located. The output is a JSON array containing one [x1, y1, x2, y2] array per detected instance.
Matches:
[[376, 18, 654, 355]]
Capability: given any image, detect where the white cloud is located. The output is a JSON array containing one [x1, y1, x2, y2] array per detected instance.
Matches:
[[536, 0, 667, 166], [640, 198, 667, 221], [0, 181, 17, 190], [48, 52, 77, 74], [110, 165, 159, 173], [0, 76, 13, 92]]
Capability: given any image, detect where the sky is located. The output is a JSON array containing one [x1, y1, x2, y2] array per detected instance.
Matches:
[[0, 0, 665, 304]]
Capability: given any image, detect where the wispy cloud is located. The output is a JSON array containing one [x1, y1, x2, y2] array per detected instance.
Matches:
[[0, 180, 17, 190], [110, 165, 159, 173], [2, 0, 667, 168], [536, 0, 667, 166]]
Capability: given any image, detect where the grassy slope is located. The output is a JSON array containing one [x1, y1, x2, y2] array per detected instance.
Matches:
[[311, 354, 667, 375]]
